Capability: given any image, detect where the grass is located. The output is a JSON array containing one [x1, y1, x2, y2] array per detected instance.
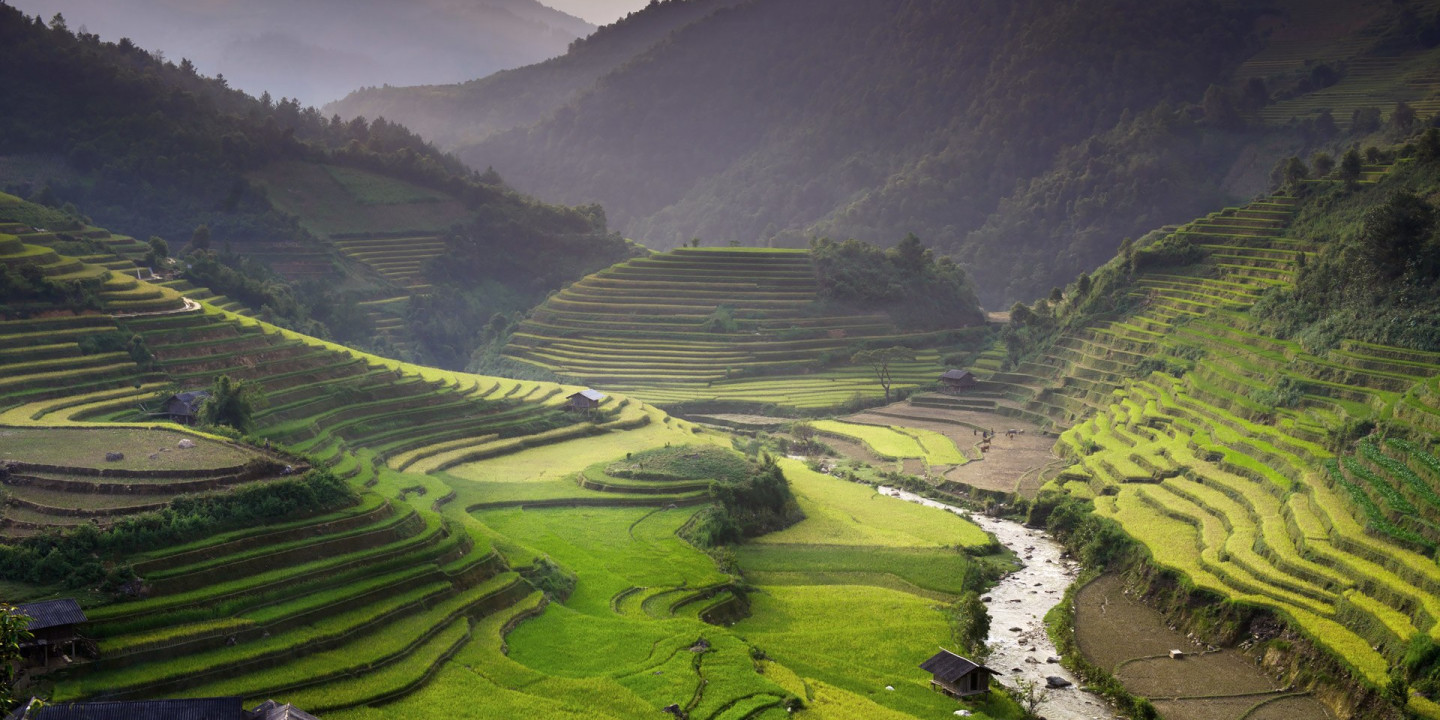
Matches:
[[737, 544, 975, 597], [756, 459, 991, 549], [0, 426, 254, 471]]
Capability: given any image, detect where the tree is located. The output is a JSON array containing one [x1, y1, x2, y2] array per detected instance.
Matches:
[[1338, 146, 1363, 185], [1201, 84, 1239, 128], [1393, 101, 1418, 134], [200, 374, 264, 433], [949, 591, 990, 661], [1361, 191, 1437, 278], [852, 346, 915, 402], [1311, 152, 1335, 177], [0, 605, 32, 711], [190, 224, 211, 252], [1272, 156, 1308, 190]]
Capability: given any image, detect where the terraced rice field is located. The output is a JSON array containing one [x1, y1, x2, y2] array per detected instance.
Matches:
[[503, 247, 972, 409], [0, 232, 1022, 717], [932, 169, 1440, 716]]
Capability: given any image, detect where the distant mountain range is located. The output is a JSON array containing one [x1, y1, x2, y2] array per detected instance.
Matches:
[[7, 0, 594, 105], [329, 0, 1440, 307]]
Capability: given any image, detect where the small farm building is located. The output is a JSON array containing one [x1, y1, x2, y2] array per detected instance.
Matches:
[[938, 369, 978, 394], [920, 649, 996, 698], [5, 697, 320, 720], [566, 389, 606, 411], [155, 390, 210, 425], [10, 598, 85, 666]]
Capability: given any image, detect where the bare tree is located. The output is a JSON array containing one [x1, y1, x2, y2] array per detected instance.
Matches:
[[852, 346, 916, 402], [1011, 677, 1051, 718]]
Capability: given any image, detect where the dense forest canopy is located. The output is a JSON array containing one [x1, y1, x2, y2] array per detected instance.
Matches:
[[329, 0, 1265, 307], [0, 6, 639, 367], [332, 0, 1440, 309]]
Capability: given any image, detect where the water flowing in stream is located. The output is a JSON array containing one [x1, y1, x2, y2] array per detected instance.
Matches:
[[879, 487, 1117, 719]]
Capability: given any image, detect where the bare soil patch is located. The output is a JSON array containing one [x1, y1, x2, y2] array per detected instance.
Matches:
[[847, 402, 1057, 495], [1076, 574, 1330, 719]]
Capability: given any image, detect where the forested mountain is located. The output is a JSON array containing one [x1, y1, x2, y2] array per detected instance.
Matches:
[[0, 5, 636, 367], [8, 0, 592, 106], [327, 0, 746, 149], [329, 0, 1440, 307]]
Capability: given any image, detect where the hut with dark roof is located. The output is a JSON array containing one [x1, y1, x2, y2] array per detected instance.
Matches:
[[154, 390, 211, 425], [919, 648, 996, 698], [10, 598, 86, 666], [938, 369, 977, 394]]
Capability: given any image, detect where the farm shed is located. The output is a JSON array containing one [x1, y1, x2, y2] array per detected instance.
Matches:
[[566, 388, 607, 411], [5, 697, 321, 720], [10, 598, 85, 666], [154, 390, 211, 425], [938, 369, 978, 394], [919, 648, 996, 698]]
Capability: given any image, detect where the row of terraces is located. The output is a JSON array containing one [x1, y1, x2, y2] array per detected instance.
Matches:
[[503, 247, 974, 407], [943, 195, 1306, 432], [938, 165, 1440, 717], [331, 234, 444, 294], [0, 267, 660, 710]]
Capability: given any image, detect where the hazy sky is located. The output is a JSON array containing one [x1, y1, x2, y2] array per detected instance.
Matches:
[[544, 0, 650, 25]]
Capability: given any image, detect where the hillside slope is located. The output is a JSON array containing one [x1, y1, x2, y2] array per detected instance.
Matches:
[[330, 0, 1440, 307], [891, 137, 1440, 717], [496, 241, 990, 410]]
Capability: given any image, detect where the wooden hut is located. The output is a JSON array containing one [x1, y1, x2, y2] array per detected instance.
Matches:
[[154, 390, 210, 425], [919, 649, 996, 698], [11, 598, 85, 667], [938, 369, 978, 394], [565, 389, 606, 411]]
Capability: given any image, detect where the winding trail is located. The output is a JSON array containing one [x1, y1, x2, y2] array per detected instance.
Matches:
[[878, 487, 1116, 719]]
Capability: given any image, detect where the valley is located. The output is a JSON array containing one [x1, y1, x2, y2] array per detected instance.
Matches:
[[8, 1, 1440, 719]]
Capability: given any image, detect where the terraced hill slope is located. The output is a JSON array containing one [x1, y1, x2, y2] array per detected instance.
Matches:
[[0, 233, 1024, 719], [503, 247, 983, 409], [878, 160, 1440, 717]]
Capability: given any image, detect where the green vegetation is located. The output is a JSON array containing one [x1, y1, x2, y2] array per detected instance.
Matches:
[[499, 243, 988, 411]]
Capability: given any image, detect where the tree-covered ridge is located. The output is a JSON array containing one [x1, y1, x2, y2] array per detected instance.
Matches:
[[327, 0, 746, 149], [342, 0, 1259, 306], [811, 234, 984, 331], [329, 0, 1440, 308], [0, 6, 642, 367], [0, 5, 480, 246]]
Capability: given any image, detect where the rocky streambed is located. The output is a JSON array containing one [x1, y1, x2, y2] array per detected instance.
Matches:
[[879, 487, 1117, 719]]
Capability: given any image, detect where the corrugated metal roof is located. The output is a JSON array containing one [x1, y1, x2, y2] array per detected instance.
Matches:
[[940, 369, 973, 380], [919, 649, 988, 682], [12, 598, 85, 631], [29, 698, 245, 720], [570, 389, 607, 401], [251, 701, 321, 720]]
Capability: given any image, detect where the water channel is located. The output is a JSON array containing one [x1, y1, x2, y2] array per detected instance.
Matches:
[[878, 486, 1119, 720]]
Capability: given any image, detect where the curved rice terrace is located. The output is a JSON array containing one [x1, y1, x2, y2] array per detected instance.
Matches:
[[0, 226, 1029, 718], [503, 247, 975, 410], [882, 163, 1440, 717]]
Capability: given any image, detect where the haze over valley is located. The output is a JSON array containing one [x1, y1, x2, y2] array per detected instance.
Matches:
[[3, 2, 1440, 720]]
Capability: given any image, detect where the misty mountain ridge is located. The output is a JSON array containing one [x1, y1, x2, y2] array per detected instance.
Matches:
[[330, 0, 1440, 308], [7, 0, 593, 105]]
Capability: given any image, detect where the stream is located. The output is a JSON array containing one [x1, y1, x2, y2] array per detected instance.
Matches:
[[878, 487, 1115, 720]]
